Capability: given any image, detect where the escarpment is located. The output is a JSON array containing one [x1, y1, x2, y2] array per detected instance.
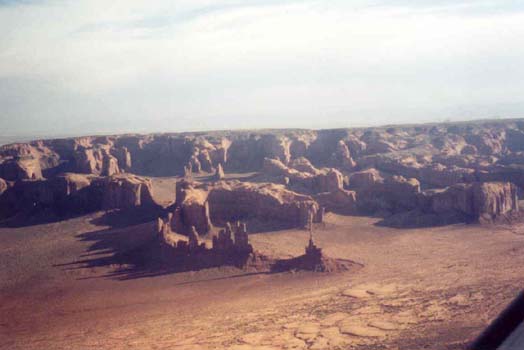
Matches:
[[0, 119, 522, 228], [0, 173, 161, 221]]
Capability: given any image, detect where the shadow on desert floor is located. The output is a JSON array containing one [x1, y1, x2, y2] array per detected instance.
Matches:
[[53, 210, 270, 281]]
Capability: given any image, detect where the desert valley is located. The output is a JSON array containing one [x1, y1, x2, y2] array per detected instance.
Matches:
[[1, 119, 524, 349]]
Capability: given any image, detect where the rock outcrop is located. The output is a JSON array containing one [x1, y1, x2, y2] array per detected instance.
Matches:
[[174, 180, 212, 235], [155, 217, 265, 271], [0, 173, 159, 220], [213, 163, 225, 180], [289, 157, 319, 174], [382, 181, 519, 227], [314, 189, 357, 215], [0, 156, 43, 180], [349, 169, 421, 214], [271, 235, 355, 273], [74, 147, 120, 176], [2, 119, 524, 228], [101, 174, 157, 210], [162, 179, 321, 235], [262, 157, 343, 194], [156, 215, 353, 273], [212, 221, 253, 253], [330, 140, 356, 171], [0, 173, 100, 219], [0, 119, 519, 187], [428, 182, 518, 222]]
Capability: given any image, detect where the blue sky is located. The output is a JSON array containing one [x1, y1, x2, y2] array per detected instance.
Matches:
[[1, 0, 524, 137]]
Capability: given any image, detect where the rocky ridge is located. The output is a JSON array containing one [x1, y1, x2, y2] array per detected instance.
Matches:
[[0, 119, 522, 228]]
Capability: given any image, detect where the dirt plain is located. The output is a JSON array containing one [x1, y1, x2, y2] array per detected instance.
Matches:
[[2, 176, 524, 350]]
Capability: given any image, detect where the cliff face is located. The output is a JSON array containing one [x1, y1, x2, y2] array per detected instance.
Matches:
[[472, 182, 518, 220], [0, 120, 522, 183], [428, 182, 518, 220], [261, 157, 344, 194], [101, 174, 157, 210], [348, 169, 421, 214], [164, 179, 321, 235], [0, 173, 160, 220], [0, 119, 523, 227]]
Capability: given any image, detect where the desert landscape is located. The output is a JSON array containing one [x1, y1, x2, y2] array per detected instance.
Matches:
[[1, 119, 524, 349]]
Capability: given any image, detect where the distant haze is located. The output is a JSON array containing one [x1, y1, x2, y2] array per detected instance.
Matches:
[[1, 0, 524, 139]]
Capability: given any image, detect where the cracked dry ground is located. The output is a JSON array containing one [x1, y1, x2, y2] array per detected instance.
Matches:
[[2, 213, 524, 349]]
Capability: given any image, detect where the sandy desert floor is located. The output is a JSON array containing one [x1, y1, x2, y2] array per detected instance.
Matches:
[[2, 205, 524, 349]]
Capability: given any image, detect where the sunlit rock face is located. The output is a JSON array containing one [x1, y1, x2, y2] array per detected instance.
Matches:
[[429, 181, 518, 221], [166, 179, 321, 235], [101, 174, 157, 210], [0, 119, 523, 227]]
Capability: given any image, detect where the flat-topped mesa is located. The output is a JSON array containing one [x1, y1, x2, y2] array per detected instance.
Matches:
[[0, 173, 161, 221], [427, 181, 519, 223], [167, 179, 322, 236], [381, 181, 520, 227]]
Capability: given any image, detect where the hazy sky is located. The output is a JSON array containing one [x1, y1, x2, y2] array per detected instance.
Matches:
[[1, 0, 524, 137]]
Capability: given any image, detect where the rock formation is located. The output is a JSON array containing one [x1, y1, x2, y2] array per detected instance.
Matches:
[[74, 146, 120, 176], [0, 173, 160, 221], [1, 119, 523, 227], [111, 147, 132, 171], [155, 217, 259, 270], [174, 180, 212, 235], [349, 169, 421, 214], [428, 181, 518, 222], [271, 233, 355, 273], [0, 156, 43, 180], [0, 177, 7, 196], [330, 140, 356, 170], [101, 174, 157, 210], [213, 163, 225, 180], [212, 221, 253, 253], [262, 157, 344, 194], [188, 226, 201, 250], [314, 188, 357, 214], [382, 181, 519, 227], [162, 179, 321, 235], [156, 215, 352, 273]]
